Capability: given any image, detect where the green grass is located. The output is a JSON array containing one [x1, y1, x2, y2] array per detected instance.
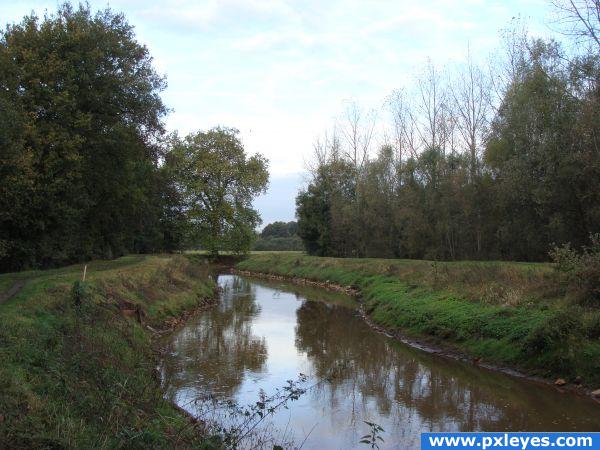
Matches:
[[0, 254, 218, 449], [236, 253, 600, 388]]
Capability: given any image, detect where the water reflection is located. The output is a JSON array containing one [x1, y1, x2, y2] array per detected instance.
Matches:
[[161, 276, 267, 403], [161, 275, 600, 449]]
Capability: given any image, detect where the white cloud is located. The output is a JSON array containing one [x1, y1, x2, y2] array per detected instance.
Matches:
[[136, 0, 300, 33]]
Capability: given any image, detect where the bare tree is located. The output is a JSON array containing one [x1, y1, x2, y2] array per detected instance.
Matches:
[[488, 19, 529, 115], [338, 100, 376, 172], [305, 127, 342, 182], [449, 50, 492, 178], [552, 0, 600, 49], [414, 60, 449, 153], [387, 89, 420, 162]]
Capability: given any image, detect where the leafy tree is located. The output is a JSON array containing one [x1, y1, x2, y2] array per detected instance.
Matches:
[[296, 153, 356, 256], [297, 30, 599, 263], [260, 221, 298, 238], [171, 128, 268, 256], [0, 3, 167, 270], [253, 221, 302, 251], [486, 39, 597, 259], [253, 236, 304, 251]]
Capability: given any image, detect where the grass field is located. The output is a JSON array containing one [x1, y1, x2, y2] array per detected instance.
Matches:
[[236, 253, 600, 388], [0, 254, 217, 449]]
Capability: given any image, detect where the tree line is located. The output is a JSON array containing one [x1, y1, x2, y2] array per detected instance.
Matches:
[[0, 4, 268, 272], [297, 4, 600, 261], [253, 221, 303, 251]]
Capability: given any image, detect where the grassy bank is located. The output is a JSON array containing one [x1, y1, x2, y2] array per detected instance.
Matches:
[[0, 255, 217, 449], [236, 253, 600, 389]]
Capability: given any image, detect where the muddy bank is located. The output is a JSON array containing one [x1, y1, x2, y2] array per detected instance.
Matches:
[[233, 268, 359, 296]]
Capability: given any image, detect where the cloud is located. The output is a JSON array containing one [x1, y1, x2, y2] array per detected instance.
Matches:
[[229, 29, 319, 52], [136, 0, 300, 33]]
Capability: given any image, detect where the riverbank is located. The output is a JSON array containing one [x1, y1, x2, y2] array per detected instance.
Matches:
[[235, 253, 600, 394], [0, 255, 218, 449]]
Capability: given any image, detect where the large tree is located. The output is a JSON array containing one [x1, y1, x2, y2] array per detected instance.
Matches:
[[0, 3, 167, 270], [171, 128, 269, 255]]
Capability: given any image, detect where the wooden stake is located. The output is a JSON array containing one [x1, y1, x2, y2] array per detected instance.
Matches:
[[82, 265, 87, 282]]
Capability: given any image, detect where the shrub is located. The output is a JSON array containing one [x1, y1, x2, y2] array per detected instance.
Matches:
[[523, 308, 583, 376], [549, 233, 600, 306]]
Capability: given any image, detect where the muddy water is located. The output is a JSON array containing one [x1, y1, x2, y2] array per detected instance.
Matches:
[[160, 274, 600, 449]]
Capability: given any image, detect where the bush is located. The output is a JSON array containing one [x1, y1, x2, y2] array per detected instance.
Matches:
[[523, 308, 583, 376], [524, 308, 582, 353], [549, 233, 600, 306]]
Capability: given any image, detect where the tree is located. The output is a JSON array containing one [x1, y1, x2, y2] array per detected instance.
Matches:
[[298, 20, 599, 262], [485, 38, 597, 259], [261, 221, 298, 238], [0, 3, 167, 270], [414, 60, 449, 155], [254, 221, 302, 251], [171, 128, 268, 256], [552, 0, 600, 49], [449, 51, 491, 178]]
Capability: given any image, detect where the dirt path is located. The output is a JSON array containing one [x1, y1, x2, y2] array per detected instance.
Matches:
[[0, 280, 27, 305]]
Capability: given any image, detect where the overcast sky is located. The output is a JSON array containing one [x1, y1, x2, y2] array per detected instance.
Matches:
[[1, 0, 556, 225]]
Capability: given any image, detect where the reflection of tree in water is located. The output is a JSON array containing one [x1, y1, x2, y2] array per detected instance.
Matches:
[[162, 275, 600, 439], [294, 300, 600, 433], [162, 275, 267, 399]]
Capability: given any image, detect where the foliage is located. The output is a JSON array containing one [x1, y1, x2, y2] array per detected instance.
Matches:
[[170, 127, 269, 256], [297, 33, 600, 262], [194, 375, 309, 449], [0, 3, 270, 271], [253, 221, 303, 250], [260, 221, 299, 238], [253, 236, 304, 251], [359, 421, 385, 449], [550, 233, 600, 305], [297, 151, 357, 256], [0, 3, 174, 271], [522, 307, 584, 374]]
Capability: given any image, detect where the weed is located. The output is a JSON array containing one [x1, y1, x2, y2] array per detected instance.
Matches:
[[192, 374, 310, 449], [360, 421, 385, 449]]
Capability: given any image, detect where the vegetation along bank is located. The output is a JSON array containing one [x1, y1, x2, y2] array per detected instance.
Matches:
[[0, 255, 219, 449], [235, 252, 600, 393]]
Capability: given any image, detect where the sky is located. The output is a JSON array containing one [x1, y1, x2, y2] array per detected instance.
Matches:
[[1, 0, 557, 226]]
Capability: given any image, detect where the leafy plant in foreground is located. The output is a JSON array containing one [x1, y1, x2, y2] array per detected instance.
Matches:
[[359, 421, 385, 449], [550, 233, 600, 306], [192, 374, 310, 449]]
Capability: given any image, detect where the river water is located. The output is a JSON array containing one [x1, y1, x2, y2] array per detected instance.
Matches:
[[160, 274, 600, 449]]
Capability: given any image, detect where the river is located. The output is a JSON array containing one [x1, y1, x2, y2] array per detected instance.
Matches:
[[160, 274, 600, 449]]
